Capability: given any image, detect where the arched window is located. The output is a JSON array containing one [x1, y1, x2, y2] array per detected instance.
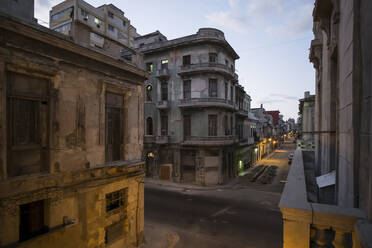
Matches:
[[146, 117, 153, 135], [146, 84, 152, 102]]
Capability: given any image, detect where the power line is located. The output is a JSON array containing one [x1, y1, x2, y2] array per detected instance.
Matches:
[[245, 36, 313, 50]]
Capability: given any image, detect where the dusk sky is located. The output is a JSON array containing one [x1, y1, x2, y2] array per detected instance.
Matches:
[[35, 0, 315, 120]]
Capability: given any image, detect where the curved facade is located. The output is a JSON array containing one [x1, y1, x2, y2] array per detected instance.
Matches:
[[138, 28, 242, 185]]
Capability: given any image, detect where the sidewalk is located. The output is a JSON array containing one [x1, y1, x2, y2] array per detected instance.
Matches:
[[144, 177, 240, 191]]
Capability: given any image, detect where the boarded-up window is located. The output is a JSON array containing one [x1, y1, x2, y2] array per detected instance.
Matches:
[[161, 82, 168, 101], [223, 115, 228, 135], [208, 115, 217, 136], [183, 55, 191, 66], [161, 115, 168, 136], [225, 82, 228, 99], [184, 115, 191, 137], [183, 80, 191, 99], [19, 200, 47, 241], [105, 92, 123, 162], [146, 117, 153, 135], [209, 53, 217, 63], [7, 72, 49, 177], [105, 221, 124, 245], [106, 188, 127, 212], [209, 79, 217, 98]]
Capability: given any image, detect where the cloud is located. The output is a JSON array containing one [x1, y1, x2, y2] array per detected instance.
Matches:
[[205, 0, 247, 34], [265, 4, 313, 37], [205, 0, 312, 36], [34, 0, 61, 26], [269, 93, 299, 100]]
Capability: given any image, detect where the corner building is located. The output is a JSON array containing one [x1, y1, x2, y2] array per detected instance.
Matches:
[[137, 28, 240, 185]]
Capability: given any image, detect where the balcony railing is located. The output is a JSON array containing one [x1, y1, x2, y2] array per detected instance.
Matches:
[[182, 135, 237, 146], [179, 63, 235, 78], [236, 109, 248, 116], [156, 68, 170, 79], [156, 135, 169, 144], [178, 98, 235, 110], [279, 150, 366, 248], [144, 135, 155, 143], [156, 100, 170, 109]]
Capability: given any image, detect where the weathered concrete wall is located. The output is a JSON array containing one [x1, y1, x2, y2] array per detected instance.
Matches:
[[0, 15, 145, 247]]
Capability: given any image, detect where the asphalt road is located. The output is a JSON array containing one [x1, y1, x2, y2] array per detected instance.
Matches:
[[144, 140, 296, 248]]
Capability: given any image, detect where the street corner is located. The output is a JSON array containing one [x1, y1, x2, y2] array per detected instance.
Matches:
[[143, 222, 180, 248]]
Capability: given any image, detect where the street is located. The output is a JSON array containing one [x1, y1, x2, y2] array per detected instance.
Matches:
[[144, 140, 295, 248]]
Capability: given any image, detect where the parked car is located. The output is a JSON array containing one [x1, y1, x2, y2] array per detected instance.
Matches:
[[288, 153, 294, 164]]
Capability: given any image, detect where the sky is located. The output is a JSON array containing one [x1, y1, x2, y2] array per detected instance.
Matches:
[[35, 0, 315, 120]]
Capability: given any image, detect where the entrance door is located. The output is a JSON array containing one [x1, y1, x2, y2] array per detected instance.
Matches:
[[181, 150, 195, 183]]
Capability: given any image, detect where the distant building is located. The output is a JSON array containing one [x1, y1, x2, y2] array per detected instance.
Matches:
[[0, 2, 146, 247], [49, 0, 141, 65], [297, 91, 315, 150], [280, 1, 372, 247]]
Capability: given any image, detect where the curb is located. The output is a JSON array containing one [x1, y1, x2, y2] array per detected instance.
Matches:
[[144, 178, 240, 191]]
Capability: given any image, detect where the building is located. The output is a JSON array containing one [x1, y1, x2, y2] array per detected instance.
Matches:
[[251, 105, 275, 160], [0, 2, 146, 247], [138, 28, 242, 185], [280, 0, 372, 247], [49, 0, 141, 65], [297, 91, 315, 150]]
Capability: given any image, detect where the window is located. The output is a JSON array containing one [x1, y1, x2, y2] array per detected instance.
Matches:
[[122, 20, 126, 26], [209, 53, 217, 63], [94, 17, 102, 26], [225, 59, 229, 66], [108, 11, 114, 18], [224, 115, 228, 135], [51, 7, 73, 22], [161, 59, 168, 69], [230, 86, 233, 101], [183, 55, 191, 66], [105, 222, 124, 245], [90, 32, 104, 48], [231, 64, 234, 72], [108, 24, 114, 32], [146, 117, 153, 135], [161, 82, 168, 101], [208, 115, 217, 136], [106, 188, 127, 212], [105, 92, 123, 162], [53, 22, 71, 34], [81, 9, 88, 20], [161, 115, 168, 136], [209, 79, 217, 98], [146, 62, 153, 73], [225, 82, 228, 99], [7, 72, 49, 177], [183, 80, 191, 99], [146, 84, 152, 102], [184, 115, 191, 137], [19, 200, 47, 241]]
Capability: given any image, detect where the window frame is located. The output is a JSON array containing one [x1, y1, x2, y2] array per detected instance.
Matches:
[[208, 115, 218, 136], [208, 78, 218, 98], [183, 55, 191, 66]]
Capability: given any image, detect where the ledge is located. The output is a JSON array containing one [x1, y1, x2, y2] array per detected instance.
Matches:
[[279, 150, 366, 229]]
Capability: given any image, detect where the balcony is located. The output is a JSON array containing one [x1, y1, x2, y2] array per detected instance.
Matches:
[[178, 98, 235, 110], [178, 63, 235, 79], [236, 108, 248, 116], [182, 136, 237, 146], [156, 68, 170, 79], [156, 100, 170, 109], [279, 150, 367, 248], [144, 135, 155, 143], [156, 135, 169, 144]]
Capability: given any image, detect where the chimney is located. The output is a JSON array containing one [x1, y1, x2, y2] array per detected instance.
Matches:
[[304, 91, 310, 98]]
